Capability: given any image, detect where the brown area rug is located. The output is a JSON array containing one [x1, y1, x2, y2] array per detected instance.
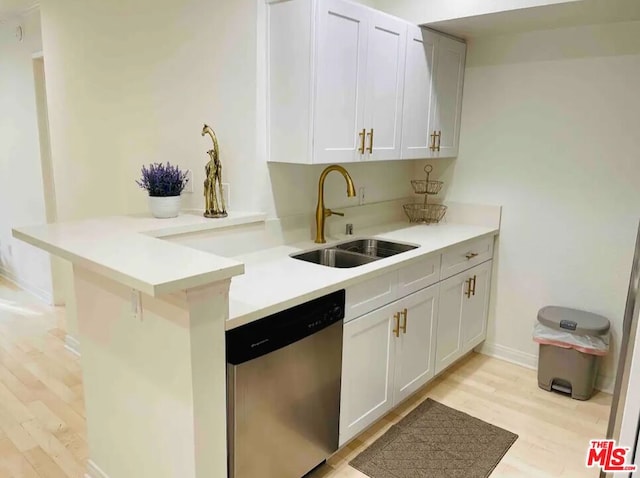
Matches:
[[350, 399, 518, 478]]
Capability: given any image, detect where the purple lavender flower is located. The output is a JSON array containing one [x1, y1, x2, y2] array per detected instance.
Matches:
[[136, 162, 188, 197]]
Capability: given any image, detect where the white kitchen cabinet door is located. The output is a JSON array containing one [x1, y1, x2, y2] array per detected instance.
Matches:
[[435, 271, 465, 375], [313, 0, 369, 164], [461, 260, 492, 351], [436, 261, 492, 375], [340, 302, 396, 445], [431, 35, 466, 159], [393, 284, 438, 405], [400, 26, 437, 160], [363, 12, 407, 161]]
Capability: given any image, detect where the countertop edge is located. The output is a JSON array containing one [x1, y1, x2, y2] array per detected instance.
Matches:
[[11, 212, 262, 296]]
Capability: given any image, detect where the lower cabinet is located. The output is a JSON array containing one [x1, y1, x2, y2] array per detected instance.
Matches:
[[339, 284, 438, 445], [435, 260, 492, 375], [340, 259, 493, 446]]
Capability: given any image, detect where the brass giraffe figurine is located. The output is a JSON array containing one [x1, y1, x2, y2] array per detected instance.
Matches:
[[201, 124, 227, 218]]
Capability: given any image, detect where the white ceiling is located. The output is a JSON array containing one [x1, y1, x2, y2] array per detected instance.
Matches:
[[0, 0, 37, 23], [426, 0, 640, 39]]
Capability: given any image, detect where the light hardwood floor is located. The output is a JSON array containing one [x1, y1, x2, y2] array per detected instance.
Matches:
[[0, 277, 610, 478]]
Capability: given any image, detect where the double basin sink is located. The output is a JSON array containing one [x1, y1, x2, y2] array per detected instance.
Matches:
[[291, 239, 419, 268]]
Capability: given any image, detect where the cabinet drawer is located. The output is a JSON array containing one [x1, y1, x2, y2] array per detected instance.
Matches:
[[345, 271, 397, 322], [397, 254, 441, 299], [440, 236, 494, 280]]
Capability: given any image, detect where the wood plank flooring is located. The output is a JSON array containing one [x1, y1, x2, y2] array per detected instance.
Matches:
[[0, 277, 610, 478]]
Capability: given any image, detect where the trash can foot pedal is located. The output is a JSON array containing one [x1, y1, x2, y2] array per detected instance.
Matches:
[[550, 379, 572, 395]]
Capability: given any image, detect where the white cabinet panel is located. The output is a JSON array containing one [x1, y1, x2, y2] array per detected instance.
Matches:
[[340, 303, 396, 445], [431, 35, 466, 159], [345, 271, 397, 322], [393, 284, 438, 404], [400, 26, 437, 160], [396, 254, 440, 299], [436, 261, 492, 375], [435, 272, 465, 375], [462, 261, 492, 350], [314, 0, 369, 164], [364, 13, 407, 161], [441, 236, 494, 280]]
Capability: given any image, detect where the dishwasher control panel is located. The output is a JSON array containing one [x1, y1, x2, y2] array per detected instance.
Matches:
[[226, 289, 345, 365]]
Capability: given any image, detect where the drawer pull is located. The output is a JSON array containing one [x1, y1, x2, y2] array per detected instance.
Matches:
[[393, 312, 400, 338], [465, 252, 479, 260], [400, 308, 408, 334]]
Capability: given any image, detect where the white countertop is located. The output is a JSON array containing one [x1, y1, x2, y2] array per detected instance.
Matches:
[[13, 211, 266, 297], [228, 222, 498, 330], [13, 209, 498, 325]]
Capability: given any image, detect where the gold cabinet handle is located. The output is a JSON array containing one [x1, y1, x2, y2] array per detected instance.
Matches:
[[465, 252, 478, 260], [358, 128, 366, 154], [393, 312, 400, 338], [366, 128, 374, 154], [471, 274, 477, 296], [465, 278, 472, 298], [429, 131, 437, 151], [436, 130, 441, 151], [400, 308, 408, 334]]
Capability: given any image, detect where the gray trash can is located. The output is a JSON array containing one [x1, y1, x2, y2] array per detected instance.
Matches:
[[534, 306, 610, 400]]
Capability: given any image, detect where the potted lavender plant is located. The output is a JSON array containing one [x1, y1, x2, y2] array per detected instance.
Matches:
[[136, 162, 188, 218]]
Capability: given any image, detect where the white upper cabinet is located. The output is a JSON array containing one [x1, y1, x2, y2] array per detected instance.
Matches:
[[401, 28, 466, 159], [400, 26, 437, 160], [363, 12, 407, 161], [430, 35, 466, 158], [313, 0, 369, 164], [267, 0, 465, 163]]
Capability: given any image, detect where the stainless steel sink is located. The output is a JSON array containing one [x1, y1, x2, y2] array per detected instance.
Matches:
[[335, 239, 418, 258], [291, 238, 419, 268], [292, 248, 379, 268]]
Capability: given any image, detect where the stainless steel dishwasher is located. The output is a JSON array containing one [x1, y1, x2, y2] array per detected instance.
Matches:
[[226, 290, 344, 478]]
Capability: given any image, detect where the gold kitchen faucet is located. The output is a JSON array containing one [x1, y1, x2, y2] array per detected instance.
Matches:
[[315, 165, 356, 244]]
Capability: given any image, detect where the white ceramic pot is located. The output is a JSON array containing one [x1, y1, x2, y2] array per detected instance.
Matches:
[[149, 195, 181, 219]]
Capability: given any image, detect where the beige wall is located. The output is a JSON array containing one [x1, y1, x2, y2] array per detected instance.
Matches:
[[40, 0, 412, 224], [0, 9, 54, 301], [426, 20, 640, 388]]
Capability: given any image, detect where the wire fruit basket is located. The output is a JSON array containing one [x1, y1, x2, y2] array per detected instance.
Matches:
[[410, 178, 443, 195], [403, 165, 447, 224], [403, 203, 447, 224]]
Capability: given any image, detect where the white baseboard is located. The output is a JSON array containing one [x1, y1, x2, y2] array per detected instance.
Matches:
[[86, 460, 109, 478], [476, 341, 613, 394], [476, 341, 538, 370], [595, 374, 615, 395], [65, 334, 81, 357], [0, 266, 53, 304]]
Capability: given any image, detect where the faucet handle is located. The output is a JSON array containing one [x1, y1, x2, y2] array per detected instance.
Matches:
[[327, 209, 344, 217]]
